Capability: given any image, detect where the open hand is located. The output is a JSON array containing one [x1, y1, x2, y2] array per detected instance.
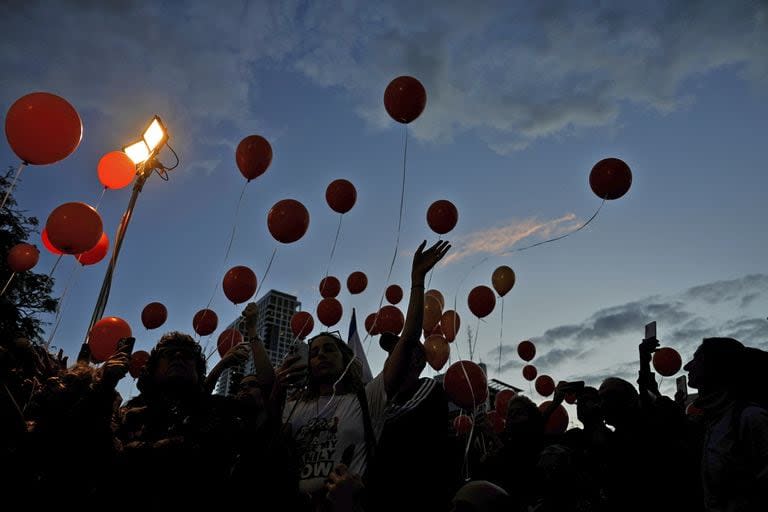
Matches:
[[412, 240, 451, 281]]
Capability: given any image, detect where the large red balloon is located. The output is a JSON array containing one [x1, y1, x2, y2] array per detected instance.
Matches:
[[319, 276, 341, 298], [589, 158, 632, 200], [291, 311, 314, 339], [494, 389, 517, 419], [653, 347, 682, 377], [267, 199, 310, 244], [384, 76, 427, 124], [347, 271, 368, 294], [218, 328, 244, 358], [41, 229, 63, 256], [236, 135, 272, 181], [7, 243, 39, 272], [441, 310, 461, 342], [325, 179, 357, 214], [522, 364, 538, 381], [536, 375, 555, 397], [223, 265, 257, 304], [444, 360, 488, 410], [129, 350, 150, 379], [539, 401, 570, 434], [467, 286, 496, 318], [88, 316, 132, 363], [424, 334, 450, 371], [317, 298, 343, 327], [45, 202, 103, 254], [97, 151, 136, 189], [141, 302, 168, 330], [377, 305, 404, 335], [517, 340, 536, 362], [5, 92, 82, 165], [385, 285, 403, 305], [453, 414, 474, 435], [77, 232, 109, 266], [426, 200, 458, 235], [365, 313, 381, 336], [193, 309, 218, 336]]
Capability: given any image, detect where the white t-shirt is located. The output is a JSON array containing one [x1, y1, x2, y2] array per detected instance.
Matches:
[[283, 373, 388, 495]]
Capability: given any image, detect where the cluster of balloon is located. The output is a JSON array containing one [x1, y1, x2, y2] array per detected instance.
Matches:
[[347, 271, 367, 294], [88, 316, 131, 362], [319, 276, 341, 298], [291, 311, 314, 339], [518, 340, 536, 361], [141, 302, 168, 330], [539, 401, 570, 435], [7, 243, 40, 273], [317, 297, 343, 327], [384, 76, 427, 124], [453, 414, 473, 435], [486, 410, 505, 434], [376, 305, 404, 335], [217, 328, 244, 358], [424, 334, 450, 371], [522, 364, 538, 381], [223, 265, 257, 304], [193, 309, 218, 336], [128, 350, 150, 379], [589, 158, 632, 200], [444, 360, 488, 410], [97, 151, 136, 190], [535, 375, 555, 397], [385, 284, 403, 305], [76, 232, 109, 266], [441, 310, 460, 342], [467, 285, 496, 318], [653, 347, 682, 376], [236, 135, 272, 182], [267, 199, 310, 244], [494, 389, 517, 418], [45, 202, 103, 255], [326, 179, 357, 214], [427, 200, 458, 235]]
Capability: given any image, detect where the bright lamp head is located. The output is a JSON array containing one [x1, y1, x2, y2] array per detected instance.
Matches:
[[143, 116, 168, 152], [123, 140, 150, 164]]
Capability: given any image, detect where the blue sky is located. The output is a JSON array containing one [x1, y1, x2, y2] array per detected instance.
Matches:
[[2, 1, 767, 402]]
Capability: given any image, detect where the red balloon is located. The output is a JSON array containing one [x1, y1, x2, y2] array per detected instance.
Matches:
[[7, 243, 39, 272], [377, 305, 404, 335], [347, 271, 368, 294], [453, 414, 474, 435], [385, 285, 403, 305], [444, 360, 488, 410], [317, 297, 343, 327], [426, 289, 445, 310], [5, 92, 82, 165], [97, 151, 136, 190], [141, 302, 168, 330], [325, 179, 357, 214], [494, 389, 517, 418], [536, 375, 555, 397], [88, 316, 132, 363], [193, 309, 218, 336], [218, 328, 244, 358], [291, 311, 314, 339], [487, 410, 505, 434], [424, 334, 450, 371], [539, 401, 570, 434], [77, 232, 109, 266], [267, 199, 310, 244], [128, 350, 150, 379], [365, 313, 381, 336], [236, 135, 272, 181], [319, 276, 341, 298], [426, 200, 458, 235], [565, 392, 578, 405], [467, 286, 496, 318], [589, 158, 632, 200], [522, 365, 538, 381], [223, 265, 257, 304], [441, 310, 461, 342], [384, 76, 427, 124], [41, 229, 63, 256], [653, 347, 682, 377], [518, 340, 536, 362], [45, 202, 103, 254]]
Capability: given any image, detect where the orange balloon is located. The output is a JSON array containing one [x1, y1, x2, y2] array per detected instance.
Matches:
[[5, 92, 82, 165], [217, 328, 244, 358], [222, 265, 257, 304], [319, 276, 341, 298], [41, 229, 63, 256], [539, 401, 569, 434], [653, 347, 682, 377], [377, 305, 404, 335], [425, 289, 445, 310], [424, 334, 450, 371], [467, 285, 496, 318], [347, 271, 368, 294], [444, 360, 488, 410], [535, 375, 555, 397], [291, 311, 314, 338], [88, 316, 132, 363], [267, 199, 310, 244], [129, 350, 150, 379], [236, 135, 272, 181], [141, 302, 168, 330], [589, 158, 632, 200], [77, 232, 109, 266], [193, 309, 218, 336], [491, 266, 516, 297], [441, 310, 461, 342], [97, 151, 136, 189], [423, 293, 443, 332], [45, 202, 103, 254], [317, 298, 343, 327], [385, 285, 403, 305], [7, 243, 39, 272], [384, 76, 427, 124]]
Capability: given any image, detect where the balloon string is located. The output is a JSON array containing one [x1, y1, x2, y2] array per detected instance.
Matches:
[[46, 262, 83, 348], [254, 246, 278, 299], [498, 298, 504, 375], [470, 317, 481, 361], [48, 254, 63, 278], [94, 187, 107, 211], [426, 235, 441, 289], [0, 273, 16, 296], [0, 162, 26, 211]]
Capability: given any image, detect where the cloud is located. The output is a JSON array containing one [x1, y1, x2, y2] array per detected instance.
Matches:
[[442, 213, 580, 265], [683, 274, 768, 304]]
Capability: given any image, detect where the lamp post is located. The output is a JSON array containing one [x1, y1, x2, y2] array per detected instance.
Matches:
[[80, 116, 172, 355]]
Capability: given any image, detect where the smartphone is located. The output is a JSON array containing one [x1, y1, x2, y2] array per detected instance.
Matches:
[[117, 337, 136, 356], [676, 375, 688, 398], [645, 321, 657, 340]]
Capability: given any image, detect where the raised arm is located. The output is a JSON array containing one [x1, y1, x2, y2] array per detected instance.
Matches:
[[243, 302, 277, 387]]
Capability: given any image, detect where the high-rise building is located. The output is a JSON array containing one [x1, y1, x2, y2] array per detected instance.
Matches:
[[215, 289, 302, 396]]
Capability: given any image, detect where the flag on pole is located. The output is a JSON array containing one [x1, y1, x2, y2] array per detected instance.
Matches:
[[348, 308, 373, 383]]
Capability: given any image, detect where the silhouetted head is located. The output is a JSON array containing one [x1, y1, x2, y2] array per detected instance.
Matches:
[[599, 377, 639, 427]]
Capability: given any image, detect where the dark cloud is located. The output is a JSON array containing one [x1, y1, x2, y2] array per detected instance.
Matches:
[[721, 317, 768, 344], [683, 274, 768, 304]]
